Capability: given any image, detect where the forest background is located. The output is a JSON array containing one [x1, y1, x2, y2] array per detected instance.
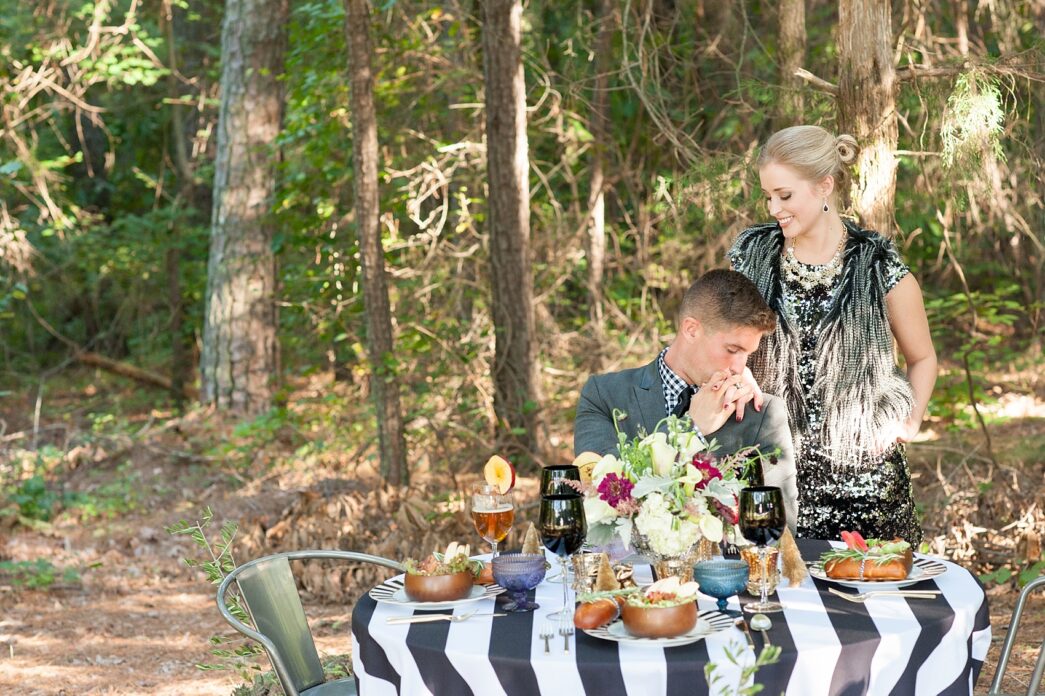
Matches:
[[0, 0, 1042, 694]]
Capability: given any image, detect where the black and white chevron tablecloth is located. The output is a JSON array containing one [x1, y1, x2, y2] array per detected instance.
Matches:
[[351, 539, 991, 695]]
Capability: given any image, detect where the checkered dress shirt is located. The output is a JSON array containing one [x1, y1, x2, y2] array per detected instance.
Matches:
[[657, 347, 692, 415], [655, 349, 709, 449]]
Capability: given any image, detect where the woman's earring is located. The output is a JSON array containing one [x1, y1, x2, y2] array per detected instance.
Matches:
[[822, 199, 830, 213]]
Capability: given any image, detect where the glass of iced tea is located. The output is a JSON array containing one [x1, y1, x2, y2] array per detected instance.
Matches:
[[470, 483, 515, 558]]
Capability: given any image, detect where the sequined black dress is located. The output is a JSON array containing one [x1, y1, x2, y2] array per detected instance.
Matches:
[[779, 235, 922, 545]]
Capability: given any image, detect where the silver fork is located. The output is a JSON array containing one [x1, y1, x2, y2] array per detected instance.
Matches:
[[539, 622, 554, 654], [386, 610, 505, 625], [558, 614, 575, 653], [828, 587, 941, 603]]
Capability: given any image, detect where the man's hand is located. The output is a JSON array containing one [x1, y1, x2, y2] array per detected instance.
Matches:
[[701, 367, 762, 422], [687, 370, 754, 435], [720, 367, 763, 421]]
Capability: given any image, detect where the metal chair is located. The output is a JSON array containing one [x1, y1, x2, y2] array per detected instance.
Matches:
[[216, 550, 405, 696], [988, 573, 1045, 696]]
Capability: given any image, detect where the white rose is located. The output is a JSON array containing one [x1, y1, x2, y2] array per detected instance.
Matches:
[[591, 453, 623, 482], [584, 496, 618, 526]]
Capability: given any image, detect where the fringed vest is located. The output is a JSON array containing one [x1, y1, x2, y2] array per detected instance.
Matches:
[[728, 221, 914, 466]]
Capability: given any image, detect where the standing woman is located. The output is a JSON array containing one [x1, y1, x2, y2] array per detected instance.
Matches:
[[728, 125, 936, 545]]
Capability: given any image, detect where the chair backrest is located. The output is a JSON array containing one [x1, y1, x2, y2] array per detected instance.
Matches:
[[237, 556, 325, 693], [989, 573, 1045, 696]]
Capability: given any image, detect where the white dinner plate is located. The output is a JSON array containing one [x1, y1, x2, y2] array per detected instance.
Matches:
[[809, 556, 948, 590], [369, 576, 505, 610], [583, 610, 734, 647]]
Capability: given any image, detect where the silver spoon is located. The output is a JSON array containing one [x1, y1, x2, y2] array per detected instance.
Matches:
[[749, 612, 773, 646]]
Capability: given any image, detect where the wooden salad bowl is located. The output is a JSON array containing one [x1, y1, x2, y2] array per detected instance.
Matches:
[[621, 600, 697, 638], [403, 571, 474, 602]]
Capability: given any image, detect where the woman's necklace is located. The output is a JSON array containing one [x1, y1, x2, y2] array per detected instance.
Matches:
[[780, 231, 847, 290]]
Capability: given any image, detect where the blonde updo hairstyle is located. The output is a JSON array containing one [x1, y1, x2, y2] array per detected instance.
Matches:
[[756, 125, 858, 211]]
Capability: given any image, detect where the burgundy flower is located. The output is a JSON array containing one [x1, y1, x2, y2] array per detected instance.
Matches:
[[597, 473, 635, 508], [690, 453, 722, 489], [712, 495, 739, 525]]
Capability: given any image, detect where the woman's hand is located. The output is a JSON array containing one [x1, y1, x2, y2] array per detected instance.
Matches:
[[688, 368, 764, 434], [873, 418, 922, 454], [689, 370, 745, 435], [708, 367, 764, 421], [894, 417, 922, 443]]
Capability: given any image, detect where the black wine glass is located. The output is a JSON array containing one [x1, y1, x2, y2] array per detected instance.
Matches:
[[739, 486, 786, 614], [539, 464, 581, 497], [538, 493, 586, 619]]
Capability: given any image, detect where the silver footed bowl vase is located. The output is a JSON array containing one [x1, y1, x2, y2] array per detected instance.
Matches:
[[629, 526, 714, 565]]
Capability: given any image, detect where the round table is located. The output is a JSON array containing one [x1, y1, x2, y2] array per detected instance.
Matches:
[[351, 539, 991, 695]]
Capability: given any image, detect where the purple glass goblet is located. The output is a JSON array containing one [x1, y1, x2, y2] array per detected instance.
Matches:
[[492, 553, 547, 612]]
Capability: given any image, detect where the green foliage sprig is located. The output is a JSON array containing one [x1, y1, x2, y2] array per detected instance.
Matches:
[[166, 507, 263, 675], [704, 639, 782, 696], [403, 551, 484, 576]]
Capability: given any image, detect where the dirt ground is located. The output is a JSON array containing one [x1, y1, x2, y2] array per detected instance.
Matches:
[[0, 393, 1042, 695]]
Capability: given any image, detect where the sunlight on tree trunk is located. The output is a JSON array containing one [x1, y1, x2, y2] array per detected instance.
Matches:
[[201, 0, 288, 415], [481, 0, 546, 463], [777, 0, 806, 126], [344, 0, 408, 487], [838, 0, 897, 236], [586, 0, 614, 342]]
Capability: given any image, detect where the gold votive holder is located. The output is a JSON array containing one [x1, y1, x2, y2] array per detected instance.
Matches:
[[653, 555, 695, 583], [740, 545, 780, 596], [571, 552, 605, 593]]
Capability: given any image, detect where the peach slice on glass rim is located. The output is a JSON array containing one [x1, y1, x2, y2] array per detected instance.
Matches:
[[483, 454, 516, 494]]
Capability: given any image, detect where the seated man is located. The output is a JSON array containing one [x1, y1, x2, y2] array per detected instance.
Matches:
[[574, 269, 798, 527]]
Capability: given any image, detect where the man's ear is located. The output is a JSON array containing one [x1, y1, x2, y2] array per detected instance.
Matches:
[[680, 315, 703, 341]]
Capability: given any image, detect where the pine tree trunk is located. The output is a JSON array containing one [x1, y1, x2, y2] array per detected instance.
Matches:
[[587, 0, 613, 338], [837, 0, 898, 236], [481, 0, 545, 463], [777, 0, 806, 125], [201, 0, 287, 414], [344, 0, 408, 487]]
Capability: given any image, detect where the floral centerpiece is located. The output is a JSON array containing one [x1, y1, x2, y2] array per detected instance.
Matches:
[[577, 410, 772, 559]]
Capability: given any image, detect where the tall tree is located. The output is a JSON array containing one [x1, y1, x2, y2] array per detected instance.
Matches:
[[481, 0, 545, 461], [344, 0, 408, 486], [201, 0, 288, 414], [586, 0, 614, 341], [162, 0, 195, 410], [837, 0, 897, 235], [777, 0, 806, 125]]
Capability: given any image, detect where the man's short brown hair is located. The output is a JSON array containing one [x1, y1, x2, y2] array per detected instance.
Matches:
[[678, 269, 777, 333]]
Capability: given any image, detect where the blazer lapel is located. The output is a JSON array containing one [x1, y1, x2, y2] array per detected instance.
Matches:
[[632, 360, 666, 435]]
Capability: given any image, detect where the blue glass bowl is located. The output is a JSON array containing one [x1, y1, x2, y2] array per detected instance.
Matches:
[[693, 559, 749, 612], [492, 553, 547, 612]]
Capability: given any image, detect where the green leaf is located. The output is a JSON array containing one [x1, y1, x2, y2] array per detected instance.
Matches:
[[1018, 561, 1045, 587]]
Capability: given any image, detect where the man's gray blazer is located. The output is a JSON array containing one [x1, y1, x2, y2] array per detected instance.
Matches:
[[574, 359, 799, 529]]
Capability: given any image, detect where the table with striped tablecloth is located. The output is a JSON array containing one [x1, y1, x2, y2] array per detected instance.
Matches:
[[351, 539, 991, 695]]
